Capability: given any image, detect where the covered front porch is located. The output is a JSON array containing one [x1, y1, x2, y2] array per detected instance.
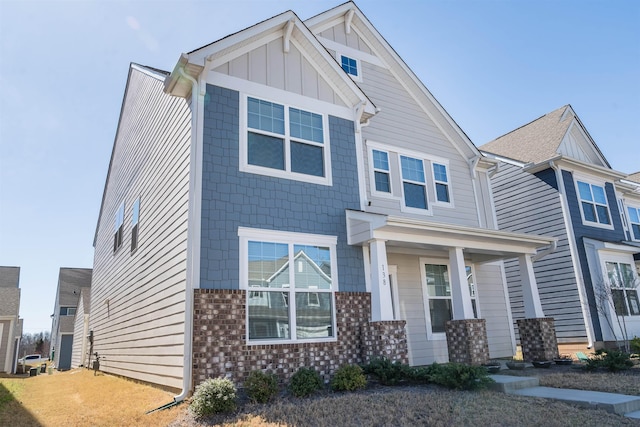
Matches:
[[346, 210, 559, 365]]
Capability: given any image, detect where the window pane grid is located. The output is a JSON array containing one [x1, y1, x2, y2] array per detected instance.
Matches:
[[341, 55, 358, 76], [578, 181, 611, 225], [247, 238, 335, 341]]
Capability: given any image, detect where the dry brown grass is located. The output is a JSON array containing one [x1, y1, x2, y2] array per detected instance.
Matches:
[[0, 368, 181, 427], [3, 365, 640, 426], [171, 387, 640, 427]]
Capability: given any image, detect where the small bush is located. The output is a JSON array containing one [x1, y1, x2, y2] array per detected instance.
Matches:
[[244, 370, 279, 403], [630, 336, 640, 355], [585, 349, 633, 373], [427, 362, 494, 390], [190, 377, 237, 417], [331, 365, 367, 391], [361, 358, 411, 385], [289, 367, 323, 397]]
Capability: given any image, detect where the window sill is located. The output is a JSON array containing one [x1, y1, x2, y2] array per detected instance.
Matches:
[[247, 337, 338, 346]]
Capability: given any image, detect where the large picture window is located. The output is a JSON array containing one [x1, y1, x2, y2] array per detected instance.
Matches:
[[606, 261, 640, 316], [239, 228, 337, 343], [244, 96, 329, 184], [577, 181, 611, 226]]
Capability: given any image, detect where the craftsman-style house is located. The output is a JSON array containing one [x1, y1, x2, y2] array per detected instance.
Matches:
[[90, 1, 556, 394]]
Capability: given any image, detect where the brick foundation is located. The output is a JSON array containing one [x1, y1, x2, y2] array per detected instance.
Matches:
[[517, 317, 559, 361], [192, 289, 407, 388], [361, 321, 408, 365], [445, 319, 490, 365]]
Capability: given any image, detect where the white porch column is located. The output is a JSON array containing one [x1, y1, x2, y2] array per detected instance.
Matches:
[[369, 239, 394, 321], [449, 247, 475, 319], [518, 254, 545, 318]]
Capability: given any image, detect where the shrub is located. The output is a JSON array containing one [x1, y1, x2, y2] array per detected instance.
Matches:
[[585, 349, 633, 373], [289, 367, 323, 397], [244, 370, 279, 403], [330, 365, 367, 391], [190, 377, 237, 417], [631, 336, 640, 355], [427, 362, 494, 390], [361, 358, 411, 385]]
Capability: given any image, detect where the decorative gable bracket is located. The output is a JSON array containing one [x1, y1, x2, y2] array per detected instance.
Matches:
[[283, 19, 295, 53]]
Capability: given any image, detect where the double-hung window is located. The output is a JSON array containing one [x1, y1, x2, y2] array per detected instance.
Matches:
[[239, 228, 337, 343], [131, 198, 140, 252], [433, 163, 450, 203], [422, 262, 478, 337], [400, 156, 428, 211], [245, 97, 328, 184], [577, 181, 611, 226], [606, 261, 640, 316], [113, 202, 124, 253], [372, 149, 390, 193], [627, 206, 640, 240]]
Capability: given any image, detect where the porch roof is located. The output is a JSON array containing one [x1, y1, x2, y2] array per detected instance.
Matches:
[[346, 210, 557, 263]]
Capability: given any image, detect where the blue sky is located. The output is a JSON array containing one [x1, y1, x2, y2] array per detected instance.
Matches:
[[1, 0, 638, 334]]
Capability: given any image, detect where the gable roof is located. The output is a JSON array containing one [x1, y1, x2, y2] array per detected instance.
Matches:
[[164, 8, 376, 120], [57, 267, 92, 307], [305, 1, 482, 160], [0, 266, 20, 288], [480, 105, 610, 168], [627, 172, 640, 184]]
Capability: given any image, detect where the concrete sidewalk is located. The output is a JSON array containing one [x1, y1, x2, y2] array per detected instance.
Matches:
[[489, 374, 640, 419]]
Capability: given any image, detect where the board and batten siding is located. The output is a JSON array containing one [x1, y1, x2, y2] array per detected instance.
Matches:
[[90, 66, 191, 390], [491, 163, 588, 342], [317, 22, 480, 228]]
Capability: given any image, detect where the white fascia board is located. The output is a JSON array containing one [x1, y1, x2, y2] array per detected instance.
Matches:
[[583, 237, 640, 255], [480, 151, 527, 168], [527, 156, 625, 181], [172, 10, 375, 119]]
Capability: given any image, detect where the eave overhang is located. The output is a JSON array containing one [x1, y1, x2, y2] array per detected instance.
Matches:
[[163, 10, 377, 122], [346, 210, 557, 263], [524, 155, 626, 182]]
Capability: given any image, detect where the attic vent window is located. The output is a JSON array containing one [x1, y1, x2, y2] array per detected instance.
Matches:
[[341, 55, 358, 77]]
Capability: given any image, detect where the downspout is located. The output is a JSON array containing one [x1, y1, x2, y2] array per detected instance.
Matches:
[[468, 155, 483, 227], [549, 160, 595, 347], [171, 59, 208, 405]]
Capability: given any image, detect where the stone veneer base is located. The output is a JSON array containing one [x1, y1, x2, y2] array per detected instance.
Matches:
[[192, 289, 407, 388]]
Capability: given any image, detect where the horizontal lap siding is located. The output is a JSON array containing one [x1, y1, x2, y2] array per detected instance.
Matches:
[[475, 264, 512, 357], [492, 164, 587, 342], [359, 62, 479, 227], [71, 296, 87, 368], [90, 68, 191, 390]]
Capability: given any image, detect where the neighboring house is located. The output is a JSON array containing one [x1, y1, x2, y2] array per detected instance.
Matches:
[[0, 266, 22, 373], [50, 268, 92, 370], [481, 105, 640, 351], [71, 288, 91, 368], [90, 1, 556, 394]]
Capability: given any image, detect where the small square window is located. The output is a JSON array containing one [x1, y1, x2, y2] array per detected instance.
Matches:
[[340, 55, 358, 76]]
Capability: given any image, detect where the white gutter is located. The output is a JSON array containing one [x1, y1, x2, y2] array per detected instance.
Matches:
[[173, 56, 208, 403], [549, 160, 595, 347]]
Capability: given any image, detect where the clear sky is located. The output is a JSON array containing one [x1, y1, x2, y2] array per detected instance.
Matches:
[[1, 0, 638, 335]]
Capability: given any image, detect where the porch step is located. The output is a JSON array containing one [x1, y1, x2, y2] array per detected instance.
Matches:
[[511, 386, 640, 416], [488, 374, 539, 393]]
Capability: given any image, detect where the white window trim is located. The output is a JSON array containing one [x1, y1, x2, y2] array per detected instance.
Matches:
[[420, 258, 450, 341], [431, 161, 454, 207], [399, 155, 431, 215], [601, 257, 640, 317], [419, 258, 478, 340], [574, 176, 614, 230], [627, 204, 640, 241], [336, 53, 362, 82], [367, 147, 396, 199], [239, 95, 333, 186], [238, 227, 338, 345]]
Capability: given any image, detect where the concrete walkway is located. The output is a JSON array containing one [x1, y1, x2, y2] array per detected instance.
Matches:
[[489, 374, 640, 419]]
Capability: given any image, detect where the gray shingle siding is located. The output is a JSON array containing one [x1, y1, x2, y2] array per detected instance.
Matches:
[[562, 169, 625, 341], [199, 85, 365, 292]]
